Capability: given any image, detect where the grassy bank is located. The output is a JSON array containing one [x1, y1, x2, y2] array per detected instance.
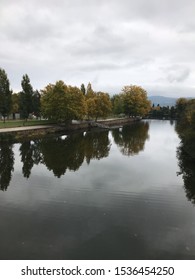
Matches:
[[0, 119, 55, 129]]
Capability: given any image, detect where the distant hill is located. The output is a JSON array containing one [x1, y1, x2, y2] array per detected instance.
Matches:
[[148, 96, 177, 107]]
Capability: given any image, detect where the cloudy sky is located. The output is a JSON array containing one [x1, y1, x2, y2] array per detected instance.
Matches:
[[0, 0, 195, 97]]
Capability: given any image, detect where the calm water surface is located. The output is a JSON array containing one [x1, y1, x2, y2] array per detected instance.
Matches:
[[0, 120, 195, 259]]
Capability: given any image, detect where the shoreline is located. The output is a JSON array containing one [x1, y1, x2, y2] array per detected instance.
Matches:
[[0, 117, 140, 141]]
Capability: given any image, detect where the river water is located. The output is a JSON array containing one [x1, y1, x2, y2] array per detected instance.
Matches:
[[0, 120, 195, 259]]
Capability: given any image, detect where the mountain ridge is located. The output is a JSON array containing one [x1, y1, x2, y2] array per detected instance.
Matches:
[[148, 96, 177, 107]]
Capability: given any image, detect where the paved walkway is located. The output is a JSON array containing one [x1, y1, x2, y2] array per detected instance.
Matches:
[[0, 125, 55, 133]]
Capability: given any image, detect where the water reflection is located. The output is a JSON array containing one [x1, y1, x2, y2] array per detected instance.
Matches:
[[40, 133, 85, 177], [176, 119, 195, 205], [177, 144, 195, 204], [19, 140, 42, 178], [84, 130, 111, 164], [0, 130, 112, 190], [0, 142, 14, 191], [40, 130, 111, 177], [112, 122, 149, 156], [0, 124, 152, 190], [1, 120, 195, 260]]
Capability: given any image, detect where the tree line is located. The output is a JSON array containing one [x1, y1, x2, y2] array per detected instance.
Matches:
[[148, 104, 177, 119], [0, 68, 152, 123], [3, 67, 194, 123], [0, 69, 41, 122]]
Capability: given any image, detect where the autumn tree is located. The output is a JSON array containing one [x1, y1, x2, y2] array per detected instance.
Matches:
[[0, 68, 12, 122], [41, 80, 86, 122], [86, 98, 96, 120], [86, 91, 112, 121], [86, 82, 95, 99], [122, 85, 151, 117]]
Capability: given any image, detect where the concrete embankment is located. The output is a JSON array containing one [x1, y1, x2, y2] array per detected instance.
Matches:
[[97, 118, 139, 127], [0, 118, 139, 141]]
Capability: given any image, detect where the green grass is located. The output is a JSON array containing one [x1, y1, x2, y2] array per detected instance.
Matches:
[[0, 119, 56, 129]]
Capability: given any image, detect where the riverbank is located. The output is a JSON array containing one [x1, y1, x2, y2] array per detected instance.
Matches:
[[0, 117, 140, 141]]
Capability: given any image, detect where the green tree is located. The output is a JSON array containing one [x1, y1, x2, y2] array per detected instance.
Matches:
[[149, 105, 177, 120], [170, 106, 176, 119], [32, 90, 41, 118], [0, 68, 12, 122], [111, 94, 124, 115], [176, 98, 188, 119], [19, 74, 34, 120], [80, 83, 86, 95], [176, 97, 188, 118], [11, 93, 19, 119], [41, 81, 86, 122], [122, 85, 151, 117]]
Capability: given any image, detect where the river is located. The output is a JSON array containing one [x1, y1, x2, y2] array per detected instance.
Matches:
[[0, 120, 195, 259]]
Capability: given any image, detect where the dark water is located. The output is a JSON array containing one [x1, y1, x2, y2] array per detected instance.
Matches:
[[0, 120, 195, 260]]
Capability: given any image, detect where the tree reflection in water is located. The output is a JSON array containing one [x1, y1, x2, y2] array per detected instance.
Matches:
[[0, 142, 14, 191], [0, 122, 149, 191], [176, 118, 195, 205], [40, 133, 85, 177], [112, 122, 149, 156], [84, 130, 111, 164], [20, 130, 111, 178], [177, 144, 195, 204], [19, 140, 42, 178]]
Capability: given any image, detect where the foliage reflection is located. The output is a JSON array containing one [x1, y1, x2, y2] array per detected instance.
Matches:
[[0, 122, 150, 191], [177, 144, 195, 204], [176, 117, 195, 205], [112, 122, 149, 156], [20, 130, 111, 179], [0, 142, 14, 191]]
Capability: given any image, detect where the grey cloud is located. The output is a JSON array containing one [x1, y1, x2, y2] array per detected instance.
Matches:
[[163, 65, 191, 83], [168, 70, 190, 83], [146, 85, 195, 98], [179, 23, 195, 34], [109, 0, 195, 28], [70, 23, 155, 63], [1, 6, 60, 43], [75, 57, 154, 73], [0, 0, 195, 97]]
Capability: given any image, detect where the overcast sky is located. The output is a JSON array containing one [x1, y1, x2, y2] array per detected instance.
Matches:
[[1, 0, 195, 97]]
